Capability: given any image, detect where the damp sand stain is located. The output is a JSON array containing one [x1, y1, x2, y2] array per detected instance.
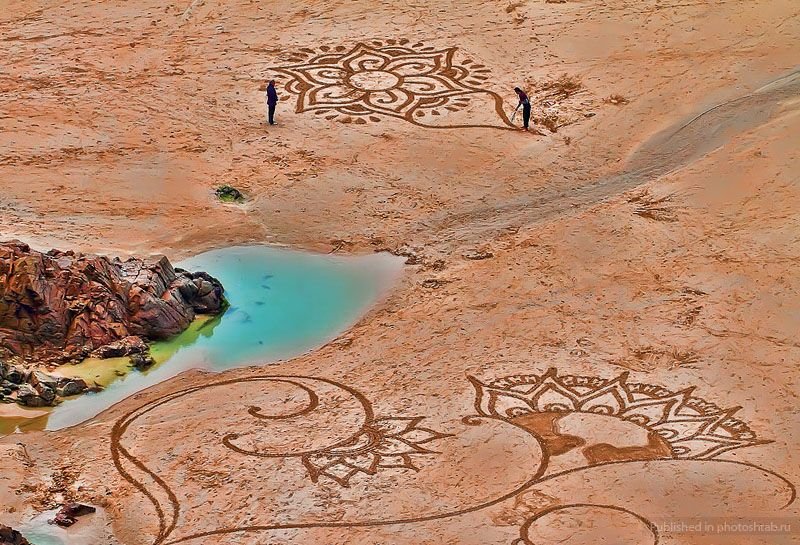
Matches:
[[0, 404, 49, 436], [0, 246, 403, 434]]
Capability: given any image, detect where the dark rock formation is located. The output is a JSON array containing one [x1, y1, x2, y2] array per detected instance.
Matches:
[[52, 503, 96, 527], [0, 363, 20, 403], [214, 184, 245, 203], [0, 241, 225, 364], [90, 335, 147, 359], [129, 352, 155, 370], [56, 377, 88, 397], [0, 362, 87, 405], [29, 370, 58, 391], [0, 525, 31, 545], [16, 383, 49, 407], [1, 363, 25, 384]]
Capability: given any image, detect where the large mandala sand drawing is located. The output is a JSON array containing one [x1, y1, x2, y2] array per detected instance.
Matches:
[[272, 39, 517, 130], [111, 370, 795, 545]]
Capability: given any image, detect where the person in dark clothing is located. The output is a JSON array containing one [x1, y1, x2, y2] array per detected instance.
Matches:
[[513, 87, 531, 131], [266, 80, 278, 125]]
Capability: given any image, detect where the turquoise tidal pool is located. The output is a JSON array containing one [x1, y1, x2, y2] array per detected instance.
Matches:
[[40, 245, 404, 431]]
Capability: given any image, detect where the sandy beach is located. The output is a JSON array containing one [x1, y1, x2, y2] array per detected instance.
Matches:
[[1, 1, 799, 544]]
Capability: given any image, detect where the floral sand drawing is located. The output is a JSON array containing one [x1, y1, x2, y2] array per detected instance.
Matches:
[[2, 2, 799, 544], [111, 370, 794, 545], [272, 40, 518, 130]]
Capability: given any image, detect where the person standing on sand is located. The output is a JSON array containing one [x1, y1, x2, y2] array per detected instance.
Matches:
[[266, 80, 278, 125], [513, 87, 531, 131]]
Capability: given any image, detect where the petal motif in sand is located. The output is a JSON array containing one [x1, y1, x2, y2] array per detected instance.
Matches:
[[339, 44, 392, 72], [305, 84, 364, 108], [364, 88, 416, 115]]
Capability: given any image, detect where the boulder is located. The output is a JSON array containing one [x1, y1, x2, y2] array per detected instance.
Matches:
[[129, 353, 155, 370], [29, 370, 58, 391], [36, 384, 56, 404], [51, 503, 96, 527], [188, 272, 225, 314], [56, 377, 88, 397], [16, 383, 47, 407], [0, 525, 31, 545], [0, 241, 225, 363], [4, 365, 25, 384], [90, 335, 147, 359]]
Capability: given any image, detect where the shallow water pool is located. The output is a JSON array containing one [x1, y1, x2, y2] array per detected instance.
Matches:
[[21, 530, 65, 545], [2, 245, 402, 432]]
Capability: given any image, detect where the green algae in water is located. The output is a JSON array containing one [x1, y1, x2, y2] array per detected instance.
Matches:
[[42, 245, 402, 430], [53, 313, 223, 390], [54, 356, 131, 387], [147, 311, 223, 368], [0, 315, 226, 437]]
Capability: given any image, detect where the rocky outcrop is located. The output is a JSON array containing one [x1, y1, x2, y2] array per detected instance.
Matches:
[[0, 525, 31, 545], [0, 241, 225, 364]]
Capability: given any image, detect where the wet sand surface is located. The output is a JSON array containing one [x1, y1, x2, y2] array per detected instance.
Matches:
[[1, 1, 799, 544]]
